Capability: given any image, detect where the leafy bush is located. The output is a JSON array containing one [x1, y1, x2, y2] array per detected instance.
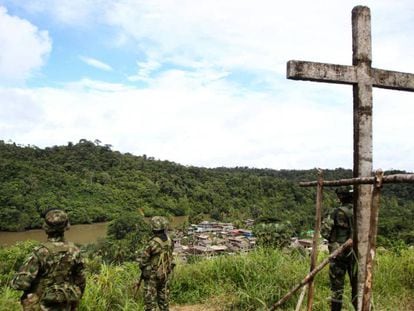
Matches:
[[253, 221, 294, 248], [0, 241, 38, 287], [107, 212, 150, 240], [83, 212, 151, 264]]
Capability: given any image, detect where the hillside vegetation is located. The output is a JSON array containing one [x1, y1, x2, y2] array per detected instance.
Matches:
[[1, 241, 413, 310], [1, 139, 413, 244]]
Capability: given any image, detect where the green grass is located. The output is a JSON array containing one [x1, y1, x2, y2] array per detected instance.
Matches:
[[1, 244, 413, 310], [80, 262, 144, 311]]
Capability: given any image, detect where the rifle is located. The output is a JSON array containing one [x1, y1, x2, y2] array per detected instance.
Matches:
[[133, 275, 144, 298]]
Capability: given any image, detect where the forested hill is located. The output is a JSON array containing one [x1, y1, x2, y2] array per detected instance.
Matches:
[[1, 140, 413, 243]]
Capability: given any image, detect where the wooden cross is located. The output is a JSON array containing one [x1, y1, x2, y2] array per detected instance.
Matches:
[[286, 6, 414, 310]]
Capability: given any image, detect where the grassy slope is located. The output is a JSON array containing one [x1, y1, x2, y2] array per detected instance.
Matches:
[[1, 245, 413, 311]]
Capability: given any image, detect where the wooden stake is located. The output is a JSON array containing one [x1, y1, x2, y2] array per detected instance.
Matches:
[[306, 170, 323, 311], [299, 173, 414, 187], [362, 170, 383, 310], [295, 285, 307, 311]]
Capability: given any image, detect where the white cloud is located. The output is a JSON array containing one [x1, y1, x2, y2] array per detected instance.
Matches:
[[4, 0, 109, 26], [3, 71, 414, 171], [7, 1, 414, 65], [0, 6, 51, 83], [0, 88, 44, 136], [128, 58, 161, 82], [6, 1, 414, 78], [1, 1, 414, 170], [79, 56, 113, 71], [64, 78, 131, 92], [104, 0, 414, 76]]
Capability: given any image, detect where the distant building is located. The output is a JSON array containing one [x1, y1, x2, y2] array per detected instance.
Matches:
[[227, 236, 255, 251], [244, 219, 255, 227], [179, 220, 256, 258], [190, 245, 228, 255], [192, 221, 234, 233]]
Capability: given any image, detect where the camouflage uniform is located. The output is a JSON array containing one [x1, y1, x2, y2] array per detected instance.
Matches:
[[321, 190, 357, 311], [11, 209, 86, 311], [139, 216, 174, 311]]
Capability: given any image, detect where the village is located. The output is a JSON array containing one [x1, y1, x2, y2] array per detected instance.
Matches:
[[172, 220, 256, 259], [172, 220, 325, 261]]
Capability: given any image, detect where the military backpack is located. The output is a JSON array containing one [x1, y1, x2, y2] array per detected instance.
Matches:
[[150, 236, 174, 280], [36, 242, 82, 305]]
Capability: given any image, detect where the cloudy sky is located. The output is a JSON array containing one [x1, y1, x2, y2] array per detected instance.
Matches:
[[1, 0, 413, 171]]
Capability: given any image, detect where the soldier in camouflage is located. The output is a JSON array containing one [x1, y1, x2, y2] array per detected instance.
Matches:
[[321, 188, 357, 311], [11, 209, 86, 311], [139, 216, 175, 311]]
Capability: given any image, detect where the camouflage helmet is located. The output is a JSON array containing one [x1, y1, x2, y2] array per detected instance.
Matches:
[[150, 216, 168, 231], [335, 186, 353, 203], [43, 209, 70, 232]]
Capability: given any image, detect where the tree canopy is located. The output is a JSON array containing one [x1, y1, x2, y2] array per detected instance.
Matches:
[[0, 139, 413, 244]]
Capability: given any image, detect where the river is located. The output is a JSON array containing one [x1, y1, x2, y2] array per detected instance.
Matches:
[[0, 216, 188, 247], [0, 222, 109, 246]]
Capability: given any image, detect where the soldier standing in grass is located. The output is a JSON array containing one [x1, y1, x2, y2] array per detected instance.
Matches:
[[321, 188, 357, 311], [11, 209, 86, 311], [139, 216, 175, 311]]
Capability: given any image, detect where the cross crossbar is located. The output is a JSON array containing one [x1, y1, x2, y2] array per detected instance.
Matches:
[[287, 61, 356, 84], [372, 69, 414, 91], [287, 60, 414, 91]]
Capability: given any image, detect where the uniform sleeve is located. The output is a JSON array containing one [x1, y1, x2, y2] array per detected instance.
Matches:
[[139, 239, 160, 269], [10, 247, 45, 291], [321, 210, 334, 240], [72, 250, 86, 295], [138, 239, 162, 270]]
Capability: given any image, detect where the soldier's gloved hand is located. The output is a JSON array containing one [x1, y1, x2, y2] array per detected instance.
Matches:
[[141, 268, 151, 279], [329, 242, 340, 253]]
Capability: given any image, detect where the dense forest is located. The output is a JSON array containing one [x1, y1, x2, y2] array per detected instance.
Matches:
[[0, 139, 413, 244]]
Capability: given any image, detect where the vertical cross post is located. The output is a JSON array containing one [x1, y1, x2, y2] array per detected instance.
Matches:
[[286, 5, 414, 310], [352, 7, 373, 309]]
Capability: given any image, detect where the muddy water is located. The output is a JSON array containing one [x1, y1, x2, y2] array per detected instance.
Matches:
[[0, 216, 188, 246], [0, 222, 109, 246]]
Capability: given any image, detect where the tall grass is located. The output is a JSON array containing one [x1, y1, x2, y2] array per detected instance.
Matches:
[[80, 262, 144, 311], [1, 243, 413, 310], [0, 241, 39, 287], [170, 249, 311, 310], [0, 286, 20, 311], [370, 248, 414, 310]]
